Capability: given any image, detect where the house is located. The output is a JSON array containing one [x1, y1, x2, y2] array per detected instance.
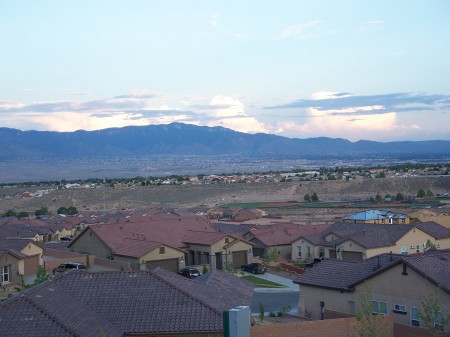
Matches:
[[341, 210, 412, 224], [0, 239, 44, 289], [244, 223, 330, 260], [294, 250, 450, 335], [291, 221, 450, 262], [69, 211, 253, 272], [0, 267, 254, 337]]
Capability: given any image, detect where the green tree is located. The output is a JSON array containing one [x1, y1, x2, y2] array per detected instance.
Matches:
[[17, 211, 29, 219], [34, 206, 49, 216], [304, 193, 311, 202], [57, 207, 68, 215], [2, 209, 16, 217], [417, 189, 426, 198], [311, 192, 319, 202], [354, 282, 388, 337], [418, 287, 450, 337], [395, 192, 405, 201], [375, 194, 383, 202], [426, 189, 434, 197], [384, 194, 391, 199], [369, 196, 376, 202], [67, 206, 78, 215]]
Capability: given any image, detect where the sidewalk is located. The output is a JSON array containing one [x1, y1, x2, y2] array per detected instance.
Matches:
[[245, 272, 300, 292]]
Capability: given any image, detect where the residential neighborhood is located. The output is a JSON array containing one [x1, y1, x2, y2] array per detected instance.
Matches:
[[0, 207, 449, 336]]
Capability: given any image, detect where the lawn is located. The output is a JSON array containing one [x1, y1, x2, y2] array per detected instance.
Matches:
[[241, 275, 287, 288]]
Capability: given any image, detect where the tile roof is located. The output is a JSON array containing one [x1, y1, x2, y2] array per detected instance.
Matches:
[[0, 268, 253, 336], [250, 224, 330, 246], [182, 230, 230, 245], [71, 212, 215, 251], [113, 238, 184, 258], [294, 250, 450, 293], [414, 221, 450, 239]]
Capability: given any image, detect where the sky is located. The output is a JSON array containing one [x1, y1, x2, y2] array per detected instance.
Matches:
[[1, 1, 450, 142]]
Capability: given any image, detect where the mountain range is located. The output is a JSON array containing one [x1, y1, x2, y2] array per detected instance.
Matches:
[[1, 123, 450, 160]]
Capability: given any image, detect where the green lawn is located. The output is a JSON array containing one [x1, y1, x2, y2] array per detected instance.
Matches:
[[241, 275, 287, 288]]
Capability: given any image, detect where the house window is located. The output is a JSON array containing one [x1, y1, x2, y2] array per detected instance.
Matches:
[[401, 218, 405, 224], [348, 301, 355, 315], [393, 304, 407, 314], [297, 246, 302, 258], [401, 245, 408, 255], [415, 244, 420, 253], [306, 246, 311, 258], [319, 246, 324, 257], [1, 265, 10, 283], [159, 246, 165, 254], [411, 307, 420, 326], [435, 311, 444, 331], [372, 301, 388, 315]]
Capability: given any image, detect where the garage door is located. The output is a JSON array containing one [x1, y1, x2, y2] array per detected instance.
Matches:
[[342, 251, 363, 261], [329, 250, 336, 259], [146, 258, 179, 272], [232, 251, 247, 268]]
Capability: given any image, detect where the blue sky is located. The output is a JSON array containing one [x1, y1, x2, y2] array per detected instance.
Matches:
[[1, 1, 449, 141]]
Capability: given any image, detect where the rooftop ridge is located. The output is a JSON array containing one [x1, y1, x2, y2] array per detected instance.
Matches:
[[150, 268, 223, 316]]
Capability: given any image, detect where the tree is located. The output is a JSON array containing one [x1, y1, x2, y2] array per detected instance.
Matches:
[[311, 192, 319, 202], [427, 189, 434, 197], [384, 193, 391, 199], [418, 287, 450, 337], [2, 209, 16, 217], [375, 194, 383, 202], [67, 206, 78, 215], [304, 193, 311, 202], [17, 211, 29, 219], [354, 282, 389, 337], [395, 192, 405, 201], [417, 189, 426, 198], [34, 206, 49, 216]]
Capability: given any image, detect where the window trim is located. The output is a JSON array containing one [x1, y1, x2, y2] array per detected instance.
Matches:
[[393, 304, 407, 314], [411, 306, 420, 327], [1, 265, 10, 283], [372, 300, 388, 316]]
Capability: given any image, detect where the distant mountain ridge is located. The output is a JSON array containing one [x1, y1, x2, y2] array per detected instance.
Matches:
[[1, 123, 450, 160]]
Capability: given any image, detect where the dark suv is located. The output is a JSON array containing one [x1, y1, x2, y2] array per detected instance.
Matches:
[[179, 267, 200, 278], [241, 263, 266, 274], [53, 262, 87, 274]]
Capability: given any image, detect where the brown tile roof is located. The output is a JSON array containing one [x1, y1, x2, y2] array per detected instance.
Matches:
[[182, 230, 230, 245], [71, 212, 215, 250], [113, 238, 184, 258], [0, 268, 253, 336], [250, 224, 330, 246], [294, 250, 450, 293], [414, 221, 450, 239]]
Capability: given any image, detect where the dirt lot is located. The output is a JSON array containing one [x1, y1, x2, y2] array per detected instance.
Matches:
[[1, 176, 450, 214]]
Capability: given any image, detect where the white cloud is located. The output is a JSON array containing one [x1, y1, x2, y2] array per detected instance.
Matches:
[[209, 13, 219, 27], [364, 20, 384, 25], [276, 21, 323, 40]]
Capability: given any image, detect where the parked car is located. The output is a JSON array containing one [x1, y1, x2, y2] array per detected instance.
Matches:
[[179, 267, 200, 278], [241, 263, 266, 274], [60, 236, 73, 241], [53, 262, 87, 274]]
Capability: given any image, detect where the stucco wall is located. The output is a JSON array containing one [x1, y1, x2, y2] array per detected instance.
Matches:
[[299, 263, 450, 332], [70, 228, 112, 258], [140, 245, 184, 262], [21, 242, 44, 265], [367, 227, 440, 257]]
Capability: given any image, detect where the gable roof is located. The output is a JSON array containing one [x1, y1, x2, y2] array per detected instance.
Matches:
[[112, 238, 184, 258], [69, 212, 215, 251], [250, 224, 330, 246], [294, 250, 450, 293], [0, 268, 254, 336]]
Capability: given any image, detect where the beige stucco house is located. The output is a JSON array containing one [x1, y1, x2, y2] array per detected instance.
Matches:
[[291, 221, 450, 262], [295, 251, 450, 334]]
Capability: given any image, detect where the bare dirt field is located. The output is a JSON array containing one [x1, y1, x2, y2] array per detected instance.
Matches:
[[1, 176, 450, 215]]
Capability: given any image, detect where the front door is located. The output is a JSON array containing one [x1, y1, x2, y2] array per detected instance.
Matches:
[[215, 253, 223, 270]]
